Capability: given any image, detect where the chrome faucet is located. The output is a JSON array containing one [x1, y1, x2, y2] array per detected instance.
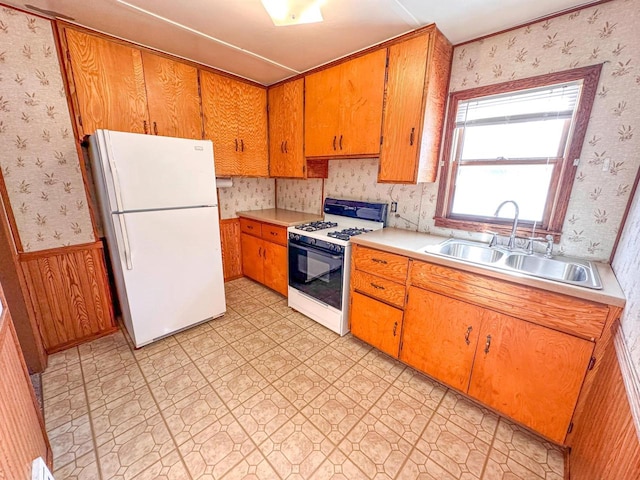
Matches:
[[494, 200, 520, 250]]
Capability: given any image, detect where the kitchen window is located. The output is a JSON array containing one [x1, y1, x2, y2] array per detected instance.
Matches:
[[435, 65, 602, 237]]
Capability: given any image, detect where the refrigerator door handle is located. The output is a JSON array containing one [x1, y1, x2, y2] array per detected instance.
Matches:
[[117, 215, 133, 270], [107, 157, 125, 212]]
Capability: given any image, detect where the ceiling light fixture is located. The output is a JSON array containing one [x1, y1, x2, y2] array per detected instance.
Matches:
[[261, 0, 325, 26]]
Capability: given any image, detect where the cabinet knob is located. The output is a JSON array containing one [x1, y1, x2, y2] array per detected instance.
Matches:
[[464, 326, 473, 345], [410, 127, 415, 146], [484, 334, 492, 354]]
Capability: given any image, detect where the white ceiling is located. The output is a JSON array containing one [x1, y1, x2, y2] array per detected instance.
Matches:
[[6, 0, 600, 85]]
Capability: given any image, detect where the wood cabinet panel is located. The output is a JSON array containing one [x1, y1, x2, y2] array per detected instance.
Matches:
[[141, 52, 202, 139], [220, 218, 242, 281], [339, 49, 387, 156], [19, 242, 117, 353], [263, 241, 288, 296], [237, 82, 269, 177], [410, 260, 608, 339], [65, 29, 149, 135], [351, 270, 405, 308], [0, 295, 51, 478], [201, 71, 241, 176], [469, 310, 594, 443], [401, 287, 482, 391], [379, 34, 430, 182], [353, 245, 409, 284], [269, 79, 305, 178], [304, 66, 341, 157], [261, 224, 287, 247], [350, 291, 403, 358], [240, 218, 262, 237], [241, 233, 264, 283]]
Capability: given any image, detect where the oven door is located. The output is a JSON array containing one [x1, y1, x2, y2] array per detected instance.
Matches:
[[288, 240, 344, 310]]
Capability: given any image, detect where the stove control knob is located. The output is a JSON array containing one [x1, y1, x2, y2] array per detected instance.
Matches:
[[309, 238, 316, 245]]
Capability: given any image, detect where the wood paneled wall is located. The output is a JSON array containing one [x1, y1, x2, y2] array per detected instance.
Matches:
[[19, 241, 117, 353], [569, 329, 640, 479], [0, 287, 51, 478], [220, 218, 243, 281]]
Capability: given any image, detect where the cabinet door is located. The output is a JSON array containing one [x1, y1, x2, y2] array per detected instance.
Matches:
[[237, 82, 269, 177], [469, 310, 594, 443], [200, 71, 240, 176], [241, 233, 264, 283], [268, 79, 305, 178], [350, 291, 403, 358], [338, 49, 387, 156], [141, 52, 202, 139], [65, 29, 149, 135], [304, 65, 341, 157], [401, 287, 482, 391], [263, 241, 288, 296], [379, 34, 430, 182]]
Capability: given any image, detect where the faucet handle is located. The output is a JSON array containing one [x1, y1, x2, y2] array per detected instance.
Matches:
[[485, 230, 499, 247]]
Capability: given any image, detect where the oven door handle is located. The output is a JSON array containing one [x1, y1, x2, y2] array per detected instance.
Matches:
[[289, 242, 343, 259]]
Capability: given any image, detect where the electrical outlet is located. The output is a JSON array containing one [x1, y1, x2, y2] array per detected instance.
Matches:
[[602, 157, 611, 172], [32, 457, 55, 480], [391, 202, 398, 213]]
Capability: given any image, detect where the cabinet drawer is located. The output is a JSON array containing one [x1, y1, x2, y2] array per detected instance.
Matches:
[[240, 218, 262, 236], [410, 260, 609, 340], [353, 245, 409, 284], [350, 291, 403, 358], [262, 224, 288, 246], [351, 270, 406, 308]]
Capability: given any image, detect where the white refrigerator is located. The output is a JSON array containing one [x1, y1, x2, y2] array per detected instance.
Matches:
[[88, 130, 226, 348]]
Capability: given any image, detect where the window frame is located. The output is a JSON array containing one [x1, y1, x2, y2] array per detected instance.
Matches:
[[434, 65, 602, 239]]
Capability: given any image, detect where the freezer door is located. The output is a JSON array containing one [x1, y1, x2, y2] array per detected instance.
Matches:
[[97, 130, 217, 212], [108, 207, 225, 347]]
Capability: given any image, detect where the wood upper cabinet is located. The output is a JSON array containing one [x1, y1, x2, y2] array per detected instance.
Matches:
[[305, 49, 387, 157], [201, 71, 268, 177], [268, 79, 305, 178], [64, 28, 203, 139], [401, 287, 482, 391], [141, 52, 202, 139], [468, 310, 594, 443], [379, 29, 453, 183], [65, 28, 149, 135], [350, 291, 403, 358]]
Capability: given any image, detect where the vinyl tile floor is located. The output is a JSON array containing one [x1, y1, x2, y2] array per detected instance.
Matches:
[[43, 278, 564, 480]]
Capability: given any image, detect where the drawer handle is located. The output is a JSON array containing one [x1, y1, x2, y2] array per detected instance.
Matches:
[[247, 225, 253, 229], [484, 334, 492, 354], [393, 321, 398, 337], [270, 231, 278, 236], [464, 326, 472, 345], [371, 258, 387, 265], [370, 282, 385, 290]]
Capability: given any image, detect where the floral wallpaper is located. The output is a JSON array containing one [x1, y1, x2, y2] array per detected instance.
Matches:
[[218, 177, 275, 219], [277, 0, 639, 261], [612, 181, 640, 382], [0, 7, 95, 251], [276, 178, 323, 214]]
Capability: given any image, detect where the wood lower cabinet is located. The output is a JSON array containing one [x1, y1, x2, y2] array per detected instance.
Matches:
[[379, 29, 453, 183], [469, 309, 594, 442], [350, 291, 403, 357], [401, 287, 482, 391], [305, 49, 387, 157], [201, 71, 268, 177], [240, 218, 287, 296]]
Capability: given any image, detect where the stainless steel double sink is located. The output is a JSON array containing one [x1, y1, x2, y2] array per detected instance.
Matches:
[[424, 239, 602, 289]]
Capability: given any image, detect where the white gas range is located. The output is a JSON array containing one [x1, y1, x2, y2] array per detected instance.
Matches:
[[287, 198, 388, 335]]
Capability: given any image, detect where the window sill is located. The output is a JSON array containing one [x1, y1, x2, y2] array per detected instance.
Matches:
[[434, 217, 562, 242]]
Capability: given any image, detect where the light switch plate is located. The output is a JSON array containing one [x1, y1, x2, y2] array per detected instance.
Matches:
[[32, 457, 55, 480]]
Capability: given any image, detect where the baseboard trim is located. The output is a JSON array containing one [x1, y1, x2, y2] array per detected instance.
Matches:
[[614, 324, 640, 443]]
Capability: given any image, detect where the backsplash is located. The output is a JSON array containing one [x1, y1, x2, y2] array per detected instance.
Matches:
[[276, 0, 639, 261], [0, 7, 95, 251], [218, 177, 275, 219], [276, 178, 323, 215]]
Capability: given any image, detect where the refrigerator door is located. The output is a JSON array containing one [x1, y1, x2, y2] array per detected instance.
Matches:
[[108, 206, 225, 347], [95, 130, 217, 212]]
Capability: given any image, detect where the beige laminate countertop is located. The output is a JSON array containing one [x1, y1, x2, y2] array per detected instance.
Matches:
[[351, 228, 626, 308], [236, 208, 322, 227]]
